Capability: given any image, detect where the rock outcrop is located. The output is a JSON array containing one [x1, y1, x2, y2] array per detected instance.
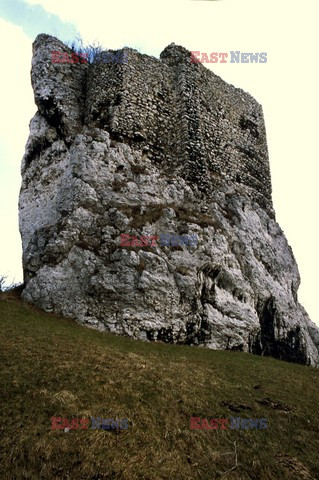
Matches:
[[19, 34, 319, 366]]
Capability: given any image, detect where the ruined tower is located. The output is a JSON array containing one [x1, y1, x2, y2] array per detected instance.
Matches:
[[19, 34, 319, 366]]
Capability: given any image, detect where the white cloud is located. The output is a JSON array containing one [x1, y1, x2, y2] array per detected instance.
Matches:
[[0, 18, 35, 160], [0, 18, 36, 285]]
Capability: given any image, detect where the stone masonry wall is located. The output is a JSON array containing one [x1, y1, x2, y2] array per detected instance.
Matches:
[[74, 40, 272, 214]]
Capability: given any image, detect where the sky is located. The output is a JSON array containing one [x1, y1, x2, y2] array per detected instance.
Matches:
[[0, 0, 318, 326]]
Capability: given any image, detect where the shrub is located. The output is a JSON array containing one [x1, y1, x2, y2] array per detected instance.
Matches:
[[65, 34, 103, 64], [0, 275, 6, 292], [0, 275, 22, 293]]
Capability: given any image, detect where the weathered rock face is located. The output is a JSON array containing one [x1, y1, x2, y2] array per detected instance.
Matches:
[[19, 34, 319, 366]]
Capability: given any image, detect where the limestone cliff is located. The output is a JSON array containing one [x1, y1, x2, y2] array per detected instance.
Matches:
[[19, 34, 319, 366]]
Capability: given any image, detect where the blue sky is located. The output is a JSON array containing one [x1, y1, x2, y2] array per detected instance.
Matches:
[[0, 0, 77, 41], [0, 0, 318, 326]]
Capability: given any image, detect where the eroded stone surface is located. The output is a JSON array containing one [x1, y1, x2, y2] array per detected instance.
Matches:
[[19, 34, 319, 366]]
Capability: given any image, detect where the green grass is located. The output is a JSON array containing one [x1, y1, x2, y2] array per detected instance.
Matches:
[[0, 290, 319, 480]]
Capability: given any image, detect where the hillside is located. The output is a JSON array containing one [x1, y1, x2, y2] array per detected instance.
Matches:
[[1, 290, 318, 480]]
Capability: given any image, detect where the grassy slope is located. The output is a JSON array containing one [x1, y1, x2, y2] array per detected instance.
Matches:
[[0, 291, 319, 480]]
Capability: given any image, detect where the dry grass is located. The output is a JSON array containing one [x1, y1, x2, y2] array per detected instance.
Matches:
[[0, 291, 319, 479]]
